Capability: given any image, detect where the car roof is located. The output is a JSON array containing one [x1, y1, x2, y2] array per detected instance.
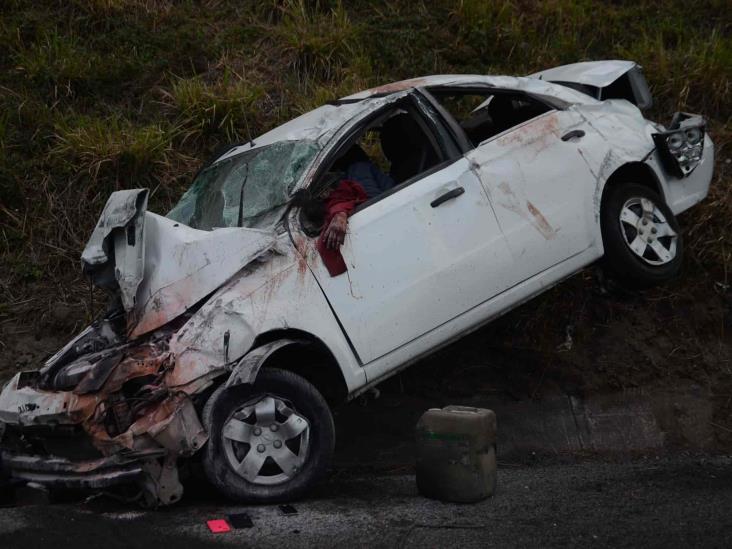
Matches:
[[341, 74, 593, 102], [217, 74, 595, 163]]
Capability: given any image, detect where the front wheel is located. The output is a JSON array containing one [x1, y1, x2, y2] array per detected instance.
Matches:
[[202, 368, 335, 503], [600, 182, 683, 288]]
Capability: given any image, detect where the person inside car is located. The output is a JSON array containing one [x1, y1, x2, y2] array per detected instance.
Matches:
[[319, 111, 438, 271], [321, 144, 394, 251]]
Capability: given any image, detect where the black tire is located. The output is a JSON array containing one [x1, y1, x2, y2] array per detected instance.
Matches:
[[600, 182, 683, 288], [202, 368, 335, 503]]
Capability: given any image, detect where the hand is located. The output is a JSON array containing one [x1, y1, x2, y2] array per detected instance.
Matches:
[[323, 212, 348, 249]]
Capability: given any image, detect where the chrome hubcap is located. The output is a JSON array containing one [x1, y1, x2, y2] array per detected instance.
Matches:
[[222, 395, 310, 486], [619, 197, 677, 266]]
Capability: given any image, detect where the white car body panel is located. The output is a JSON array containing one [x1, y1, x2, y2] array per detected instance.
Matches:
[[168, 235, 366, 393], [129, 213, 277, 338], [467, 108, 599, 270], [306, 157, 514, 364], [360, 245, 599, 389]]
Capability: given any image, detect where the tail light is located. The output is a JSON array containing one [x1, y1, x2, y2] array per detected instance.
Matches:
[[653, 112, 706, 177]]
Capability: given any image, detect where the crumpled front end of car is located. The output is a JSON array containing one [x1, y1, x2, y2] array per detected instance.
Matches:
[[0, 189, 280, 505], [0, 318, 210, 505]]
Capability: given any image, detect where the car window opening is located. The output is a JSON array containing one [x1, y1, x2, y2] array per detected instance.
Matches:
[[300, 105, 445, 234], [428, 90, 552, 147]]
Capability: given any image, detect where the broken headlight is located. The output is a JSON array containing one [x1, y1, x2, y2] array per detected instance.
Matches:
[[653, 112, 706, 178], [52, 359, 96, 390]]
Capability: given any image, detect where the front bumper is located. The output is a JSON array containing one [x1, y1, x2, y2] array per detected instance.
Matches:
[[0, 369, 208, 506], [0, 318, 211, 506], [0, 449, 163, 489]]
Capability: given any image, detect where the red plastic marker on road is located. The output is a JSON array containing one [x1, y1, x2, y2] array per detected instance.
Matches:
[[207, 519, 231, 533]]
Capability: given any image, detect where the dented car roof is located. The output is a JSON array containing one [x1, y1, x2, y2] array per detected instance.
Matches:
[[217, 73, 598, 163]]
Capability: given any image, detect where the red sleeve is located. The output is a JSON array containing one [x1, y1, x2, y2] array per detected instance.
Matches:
[[323, 179, 368, 223], [316, 179, 368, 277]]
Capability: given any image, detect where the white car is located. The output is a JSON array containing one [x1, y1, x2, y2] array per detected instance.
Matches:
[[0, 60, 714, 505]]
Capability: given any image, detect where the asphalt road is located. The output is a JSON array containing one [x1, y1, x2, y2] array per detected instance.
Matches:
[[1, 455, 730, 548]]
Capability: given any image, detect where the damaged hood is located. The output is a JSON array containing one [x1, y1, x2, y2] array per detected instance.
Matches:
[[82, 189, 277, 338]]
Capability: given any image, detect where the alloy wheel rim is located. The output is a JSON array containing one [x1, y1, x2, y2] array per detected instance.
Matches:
[[222, 394, 310, 486], [619, 197, 678, 266]]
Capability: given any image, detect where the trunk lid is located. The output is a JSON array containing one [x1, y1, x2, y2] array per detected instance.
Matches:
[[530, 60, 653, 110]]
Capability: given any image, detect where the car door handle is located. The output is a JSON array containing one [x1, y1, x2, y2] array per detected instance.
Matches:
[[431, 187, 465, 208], [561, 129, 585, 141]]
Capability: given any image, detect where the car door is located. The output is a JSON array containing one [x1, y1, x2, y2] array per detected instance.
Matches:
[[466, 107, 599, 278], [307, 155, 514, 365]]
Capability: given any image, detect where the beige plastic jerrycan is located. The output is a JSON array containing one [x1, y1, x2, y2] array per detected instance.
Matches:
[[415, 405, 497, 502]]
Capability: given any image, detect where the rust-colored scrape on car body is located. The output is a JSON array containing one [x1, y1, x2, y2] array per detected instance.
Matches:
[[361, 77, 430, 96], [496, 182, 557, 240], [526, 201, 557, 239], [496, 112, 559, 148]]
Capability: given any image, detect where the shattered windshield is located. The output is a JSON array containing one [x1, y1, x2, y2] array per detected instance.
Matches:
[[167, 140, 320, 230]]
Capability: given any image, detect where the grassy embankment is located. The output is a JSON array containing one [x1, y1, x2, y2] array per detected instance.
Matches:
[[1, 0, 731, 442]]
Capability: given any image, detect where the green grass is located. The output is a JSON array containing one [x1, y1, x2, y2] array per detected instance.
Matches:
[[51, 115, 175, 183], [0, 0, 730, 355], [162, 74, 267, 143], [270, 0, 356, 80]]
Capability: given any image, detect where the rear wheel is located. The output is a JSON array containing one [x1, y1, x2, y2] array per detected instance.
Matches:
[[600, 182, 683, 287], [202, 368, 335, 503]]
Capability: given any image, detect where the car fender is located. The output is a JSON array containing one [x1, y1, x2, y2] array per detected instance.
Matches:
[[576, 101, 714, 219], [168, 234, 365, 395], [571, 102, 659, 224], [224, 339, 304, 388]]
